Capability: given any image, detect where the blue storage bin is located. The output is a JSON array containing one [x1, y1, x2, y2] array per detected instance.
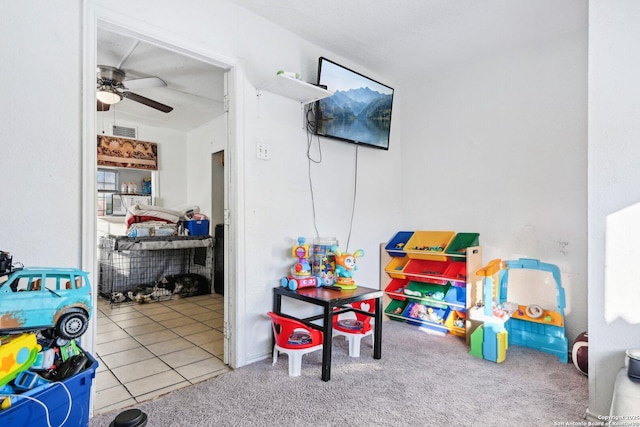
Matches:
[[444, 285, 466, 310], [384, 231, 414, 257], [185, 219, 210, 236], [402, 302, 450, 333], [0, 351, 97, 427]]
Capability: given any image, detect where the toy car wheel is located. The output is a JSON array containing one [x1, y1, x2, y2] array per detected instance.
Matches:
[[288, 279, 298, 291], [280, 277, 288, 288], [56, 311, 89, 339]]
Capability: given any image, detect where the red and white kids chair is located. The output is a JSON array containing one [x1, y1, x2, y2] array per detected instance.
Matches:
[[267, 312, 324, 377], [332, 299, 376, 358]]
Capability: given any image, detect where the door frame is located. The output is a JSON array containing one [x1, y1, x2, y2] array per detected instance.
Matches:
[[81, 3, 242, 369]]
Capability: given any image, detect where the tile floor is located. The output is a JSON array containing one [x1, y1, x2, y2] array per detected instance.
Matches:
[[94, 293, 229, 415]]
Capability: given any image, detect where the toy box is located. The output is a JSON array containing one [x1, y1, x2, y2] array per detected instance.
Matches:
[[0, 350, 97, 427], [185, 219, 210, 236]]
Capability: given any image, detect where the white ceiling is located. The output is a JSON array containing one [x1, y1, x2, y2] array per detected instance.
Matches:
[[229, 0, 587, 84], [96, 0, 587, 132], [97, 28, 227, 132]]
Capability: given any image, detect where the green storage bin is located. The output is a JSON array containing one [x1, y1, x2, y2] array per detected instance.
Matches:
[[445, 232, 480, 258], [404, 281, 450, 309], [384, 300, 408, 320]]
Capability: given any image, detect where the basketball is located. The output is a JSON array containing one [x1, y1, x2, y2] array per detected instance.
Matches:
[[572, 331, 588, 376]]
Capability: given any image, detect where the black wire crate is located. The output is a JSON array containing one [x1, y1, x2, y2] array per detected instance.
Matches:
[[98, 235, 214, 304]]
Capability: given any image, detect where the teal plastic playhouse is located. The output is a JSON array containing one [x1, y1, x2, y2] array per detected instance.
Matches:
[[469, 258, 569, 363]]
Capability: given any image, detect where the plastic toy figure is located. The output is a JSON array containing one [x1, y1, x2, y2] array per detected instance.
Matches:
[[331, 245, 364, 290], [281, 237, 321, 291]]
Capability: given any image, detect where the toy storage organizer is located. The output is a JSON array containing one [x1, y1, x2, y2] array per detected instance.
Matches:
[[381, 231, 482, 339], [98, 234, 214, 300]]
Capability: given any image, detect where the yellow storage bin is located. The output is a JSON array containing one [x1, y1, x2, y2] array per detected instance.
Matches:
[[404, 231, 456, 261], [384, 257, 410, 279], [445, 310, 467, 337]]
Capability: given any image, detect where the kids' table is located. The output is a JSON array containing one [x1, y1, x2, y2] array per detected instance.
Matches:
[[272, 285, 383, 381]]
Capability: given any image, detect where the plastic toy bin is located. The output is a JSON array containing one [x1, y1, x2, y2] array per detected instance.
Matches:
[[384, 300, 408, 319], [404, 231, 456, 261], [444, 285, 466, 309], [0, 351, 97, 427], [402, 302, 450, 333], [445, 310, 467, 337], [384, 278, 408, 300], [445, 232, 480, 258], [185, 219, 210, 236], [443, 262, 466, 282], [384, 257, 410, 279], [404, 281, 451, 308], [384, 231, 414, 257], [402, 259, 451, 281]]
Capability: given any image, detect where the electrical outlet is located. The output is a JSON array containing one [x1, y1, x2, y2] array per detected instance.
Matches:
[[257, 143, 271, 160]]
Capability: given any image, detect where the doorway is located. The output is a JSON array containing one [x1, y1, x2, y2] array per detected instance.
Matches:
[[82, 9, 238, 415]]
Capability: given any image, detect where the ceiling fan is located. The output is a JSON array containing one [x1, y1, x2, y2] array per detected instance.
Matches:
[[96, 65, 173, 113]]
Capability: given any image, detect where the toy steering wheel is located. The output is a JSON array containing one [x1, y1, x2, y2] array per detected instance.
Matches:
[[525, 304, 544, 319]]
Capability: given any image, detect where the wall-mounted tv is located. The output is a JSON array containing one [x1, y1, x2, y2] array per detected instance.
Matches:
[[315, 57, 394, 150]]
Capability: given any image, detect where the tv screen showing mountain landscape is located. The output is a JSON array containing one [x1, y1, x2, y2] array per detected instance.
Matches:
[[316, 57, 394, 150]]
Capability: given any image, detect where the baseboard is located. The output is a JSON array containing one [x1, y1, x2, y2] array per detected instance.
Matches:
[[585, 407, 607, 426]]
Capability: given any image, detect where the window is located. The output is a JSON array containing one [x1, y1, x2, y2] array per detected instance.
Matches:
[[97, 169, 118, 216]]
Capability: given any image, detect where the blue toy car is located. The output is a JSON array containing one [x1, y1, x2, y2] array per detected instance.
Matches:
[[0, 267, 93, 339]]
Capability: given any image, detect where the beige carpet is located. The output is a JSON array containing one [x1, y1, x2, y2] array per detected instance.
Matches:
[[90, 320, 588, 427]]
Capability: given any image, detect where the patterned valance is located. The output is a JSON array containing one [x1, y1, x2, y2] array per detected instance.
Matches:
[[97, 135, 158, 170]]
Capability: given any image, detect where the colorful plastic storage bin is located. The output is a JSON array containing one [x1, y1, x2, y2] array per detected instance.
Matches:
[[384, 278, 409, 300], [384, 300, 408, 319], [445, 310, 467, 337], [404, 231, 456, 261], [443, 285, 466, 309], [402, 259, 451, 281], [445, 232, 480, 258], [404, 281, 451, 309], [402, 302, 450, 333], [185, 219, 210, 236], [384, 231, 414, 257], [384, 257, 410, 279], [0, 351, 97, 427], [443, 261, 467, 282]]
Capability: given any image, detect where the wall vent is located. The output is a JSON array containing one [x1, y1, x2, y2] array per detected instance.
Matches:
[[112, 125, 137, 139]]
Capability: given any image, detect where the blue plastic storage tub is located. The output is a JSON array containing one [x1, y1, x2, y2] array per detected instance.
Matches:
[[0, 351, 97, 427], [185, 219, 210, 236], [384, 231, 414, 257]]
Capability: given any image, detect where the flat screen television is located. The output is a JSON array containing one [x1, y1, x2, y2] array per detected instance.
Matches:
[[315, 57, 394, 150]]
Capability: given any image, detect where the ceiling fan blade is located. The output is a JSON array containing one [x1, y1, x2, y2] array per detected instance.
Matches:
[[97, 100, 110, 112], [125, 77, 167, 90], [123, 91, 173, 113]]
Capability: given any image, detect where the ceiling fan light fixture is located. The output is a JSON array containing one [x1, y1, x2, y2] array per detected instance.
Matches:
[[96, 86, 122, 105]]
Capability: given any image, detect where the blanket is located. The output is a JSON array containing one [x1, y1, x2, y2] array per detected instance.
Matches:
[[125, 204, 189, 227]]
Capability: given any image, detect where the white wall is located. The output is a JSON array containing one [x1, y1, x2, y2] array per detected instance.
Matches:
[[0, 0, 403, 367], [588, 0, 640, 417], [1, 2, 597, 406], [235, 11, 404, 361], [100, 118, 189, 208], [400, 29, 588, 344], [1, 1, 83, 267], [186, 115, 227, 221]]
